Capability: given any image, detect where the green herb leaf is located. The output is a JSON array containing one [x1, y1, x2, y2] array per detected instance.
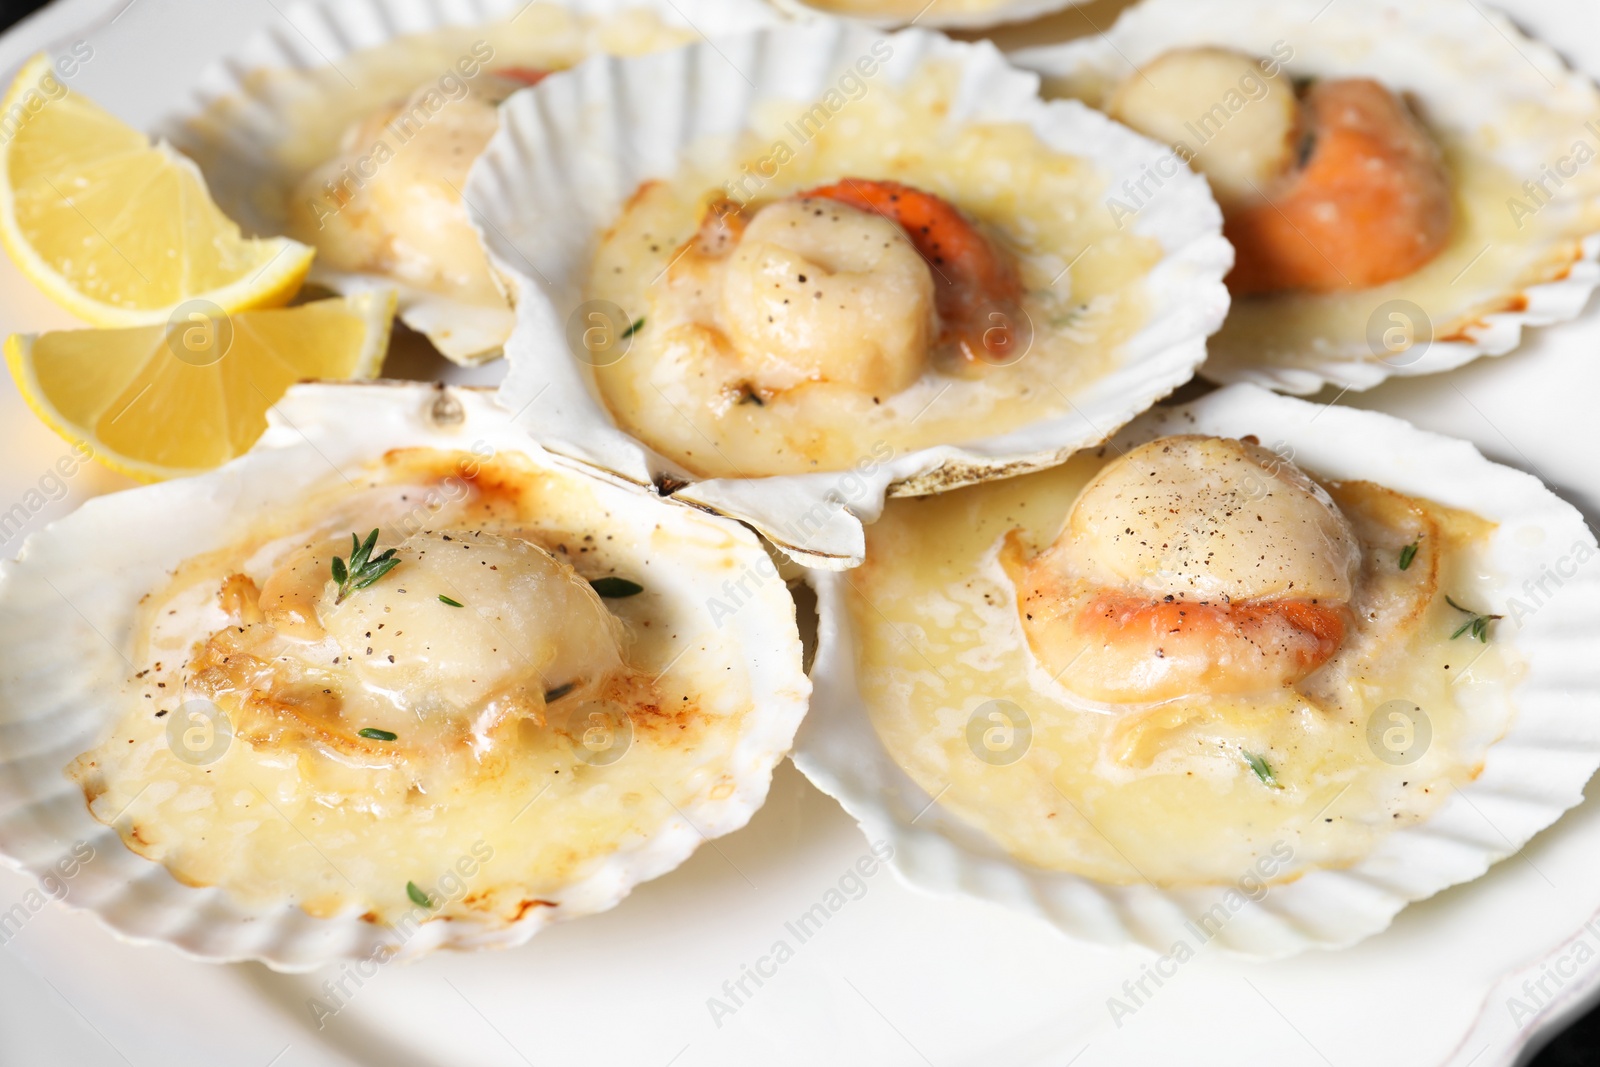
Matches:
[[438, 595, 464, 607], [332, 529, 402, 603], [590, 576, 644, 598], [358, 727, 398, 741], [406, 881, 434, 909], [1445, 595, 1502, 643], [350, 529, 376, 572], [1399, 542, 1418, 571], [1242, 750, 1283, 790], [543, 681, 576, 703], [622, 316, 645, 338], [351, 554, 400, 592]]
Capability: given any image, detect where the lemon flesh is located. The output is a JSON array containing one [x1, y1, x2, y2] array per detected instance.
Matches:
[[0, 53, 314, 325], [6, 292, 395, 481]]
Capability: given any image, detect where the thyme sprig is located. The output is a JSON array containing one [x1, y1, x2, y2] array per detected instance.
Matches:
[[331, 529, 400, 604], [1243, 749, 1284, 790], [1446, 596, 1502, 643]]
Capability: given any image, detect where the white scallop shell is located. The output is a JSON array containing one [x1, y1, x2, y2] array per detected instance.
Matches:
[[470, 23, 1232, 568], [152, 0, 783, 365], [1014, 0, 1600, 395], [794, 382, 1600, 957], [0, 382, 810, 971]]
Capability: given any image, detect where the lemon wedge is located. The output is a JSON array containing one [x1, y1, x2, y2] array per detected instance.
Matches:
[[0, 53, 314, 326], [6, 291, 395, 481]]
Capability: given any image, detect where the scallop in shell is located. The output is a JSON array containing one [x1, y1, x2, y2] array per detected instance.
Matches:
[[470, 23, 1232, 567], [154, 0, 782, 365], [0, 382, 809, 970], [794, 383, 1600, 956], [1015, 0, 1600, 394]]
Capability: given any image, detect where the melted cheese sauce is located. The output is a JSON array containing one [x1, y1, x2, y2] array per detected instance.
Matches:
[[68, 449, 763, 925], [589, 64, 1161, 478], [848, 445, 1518, 886], [1042, 69, 1600, 373]]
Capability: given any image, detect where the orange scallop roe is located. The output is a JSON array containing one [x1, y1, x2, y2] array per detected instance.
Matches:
[[1225, 78, 1453, 296], [799, 178, 1025, 363]]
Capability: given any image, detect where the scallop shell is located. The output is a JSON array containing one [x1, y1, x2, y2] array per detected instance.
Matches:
[[1014, 0, 1600, 395], [794, 382, 1600, 957], [153, 0, 783, 365], [470, 23, 1232, 568], [0, 382, 810, 971]]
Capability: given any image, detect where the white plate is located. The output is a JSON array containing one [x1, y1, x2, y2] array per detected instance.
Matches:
[[3, 1, 1600, 1065]]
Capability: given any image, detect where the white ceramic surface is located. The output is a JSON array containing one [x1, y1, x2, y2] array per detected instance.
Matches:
[[4, 1, 1600, 1065]]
